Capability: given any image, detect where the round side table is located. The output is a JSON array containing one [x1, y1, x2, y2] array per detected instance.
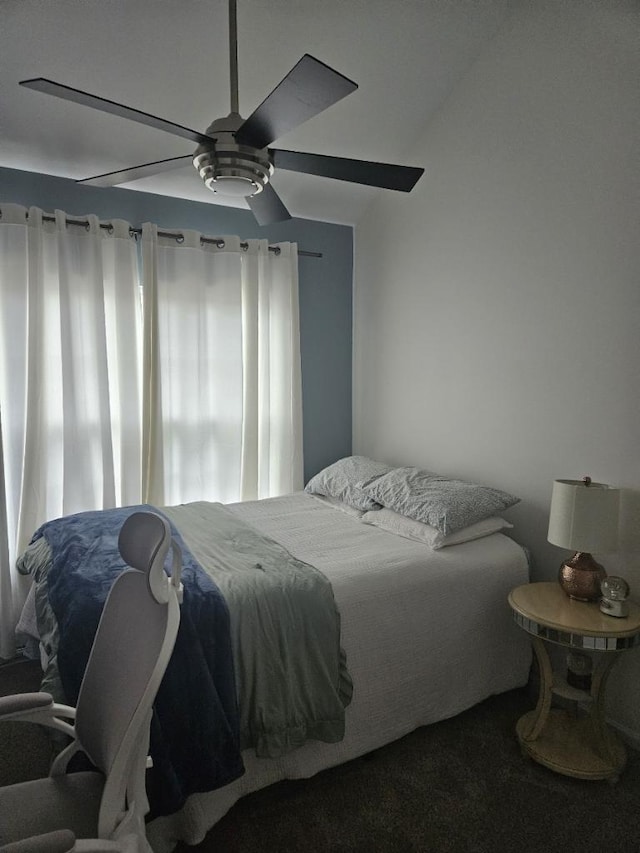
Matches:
[[508, 581, 640, 782]]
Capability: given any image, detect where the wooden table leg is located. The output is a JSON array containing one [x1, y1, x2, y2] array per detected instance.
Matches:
[[520, 635, 553, 742], [588, 653, 626, 774]]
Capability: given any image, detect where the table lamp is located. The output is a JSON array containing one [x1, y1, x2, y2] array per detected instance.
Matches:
[[547, 476, 620, 601]]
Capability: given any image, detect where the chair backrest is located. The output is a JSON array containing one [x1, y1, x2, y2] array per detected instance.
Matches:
[[73, 511, 181, 839]]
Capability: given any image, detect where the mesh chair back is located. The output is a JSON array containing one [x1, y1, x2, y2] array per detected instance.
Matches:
[[74, 512, 179, 781]]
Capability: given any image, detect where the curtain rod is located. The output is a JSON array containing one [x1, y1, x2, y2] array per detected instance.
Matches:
[[8, 210, 323, 258]]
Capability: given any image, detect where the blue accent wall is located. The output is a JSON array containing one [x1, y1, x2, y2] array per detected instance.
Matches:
[[0, 167, 353, 482]]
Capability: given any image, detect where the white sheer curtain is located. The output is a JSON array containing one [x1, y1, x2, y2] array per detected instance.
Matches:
[[142, 225, 303, 506], [0, 208, 302, 657], [0, 205, 142, 658]]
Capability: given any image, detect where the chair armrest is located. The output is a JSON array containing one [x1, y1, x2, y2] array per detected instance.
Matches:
[[0, 693, 76, 739], [0, 829, 75, 853], [0, 830, 137, 853], [0, 692, 53, 718]]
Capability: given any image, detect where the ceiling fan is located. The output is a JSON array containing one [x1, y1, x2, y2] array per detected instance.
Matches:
[[19, 0, 424, 226]]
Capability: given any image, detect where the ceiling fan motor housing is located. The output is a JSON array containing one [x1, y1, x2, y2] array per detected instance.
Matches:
[[193, 114, 273, 198]]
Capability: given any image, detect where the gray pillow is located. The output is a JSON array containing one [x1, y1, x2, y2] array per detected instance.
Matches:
[[305, 455, 392, 512], [360, 466, 519, 535]]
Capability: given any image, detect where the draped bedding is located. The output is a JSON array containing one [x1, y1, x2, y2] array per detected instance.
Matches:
[[17, 491, 531, 852], [161, 502, 353, 758], [19, 498, 353, 817]]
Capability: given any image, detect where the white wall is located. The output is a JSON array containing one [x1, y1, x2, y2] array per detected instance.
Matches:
[[353, 0, 640, 734]]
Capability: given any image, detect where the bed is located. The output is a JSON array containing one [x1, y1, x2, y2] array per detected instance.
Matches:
[[15, 462, 531, 853]]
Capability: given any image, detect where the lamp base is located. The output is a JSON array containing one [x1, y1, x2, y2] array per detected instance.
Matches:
[[558, 552, 606, 602]]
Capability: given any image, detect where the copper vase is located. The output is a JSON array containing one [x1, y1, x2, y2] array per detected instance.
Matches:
[[558, 552, 606, 602]]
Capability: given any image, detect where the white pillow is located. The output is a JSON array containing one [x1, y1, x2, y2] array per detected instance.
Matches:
[[361, 507, 513, 549]]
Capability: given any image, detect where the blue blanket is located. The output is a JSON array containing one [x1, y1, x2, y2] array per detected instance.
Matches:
[[31, 504, 245, 817]]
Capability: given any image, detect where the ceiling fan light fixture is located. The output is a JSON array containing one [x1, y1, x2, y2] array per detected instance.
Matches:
[[193, 148, 273, 197], [205, 173, 263, 198], [192, 124, 274, 199]]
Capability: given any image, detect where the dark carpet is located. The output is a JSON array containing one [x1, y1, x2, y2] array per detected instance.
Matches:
[[2, 658, 639, 853]]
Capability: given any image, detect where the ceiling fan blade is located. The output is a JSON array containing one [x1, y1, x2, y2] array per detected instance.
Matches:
[[19, 78, 214, 146], [247, 184, 291, 226], [272, 149, 424, 192], [78, 155, 194, 188], [235, 55, 357, 149]]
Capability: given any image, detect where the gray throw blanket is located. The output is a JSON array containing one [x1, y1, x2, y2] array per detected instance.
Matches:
[[163, 502, 353, 757]]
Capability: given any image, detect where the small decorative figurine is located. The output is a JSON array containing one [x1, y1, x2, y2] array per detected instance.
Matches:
[[600, 576, 631, 618]]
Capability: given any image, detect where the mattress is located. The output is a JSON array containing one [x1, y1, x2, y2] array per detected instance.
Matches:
[[146, 492, 531, 851]]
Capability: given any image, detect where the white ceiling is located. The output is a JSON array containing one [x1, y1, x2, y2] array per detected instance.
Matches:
[[1, 0, 512, 226]]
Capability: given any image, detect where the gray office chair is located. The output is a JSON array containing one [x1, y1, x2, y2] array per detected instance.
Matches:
[[0, 511, 183, 853]]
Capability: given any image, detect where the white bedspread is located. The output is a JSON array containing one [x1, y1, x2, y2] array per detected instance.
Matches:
[[147, 493, 530, 851]]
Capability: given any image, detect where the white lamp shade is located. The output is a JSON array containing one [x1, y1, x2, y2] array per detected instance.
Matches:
[[547, 479, 620, 553]]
